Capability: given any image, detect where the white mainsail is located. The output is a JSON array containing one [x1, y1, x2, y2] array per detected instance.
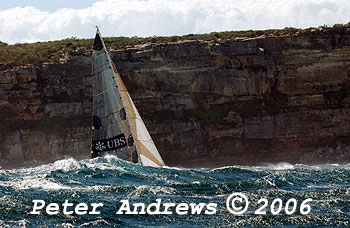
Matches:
[[91, 27, 165, 167]]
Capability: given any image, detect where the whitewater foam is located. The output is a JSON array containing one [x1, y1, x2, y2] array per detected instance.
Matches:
[[1, 157, 350, 227]]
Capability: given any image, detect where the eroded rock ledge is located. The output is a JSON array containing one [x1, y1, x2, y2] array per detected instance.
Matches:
[[1, 27, 350, 168]]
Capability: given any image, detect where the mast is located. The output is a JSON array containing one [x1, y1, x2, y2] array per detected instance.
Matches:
[[91, 27, 165, 167]]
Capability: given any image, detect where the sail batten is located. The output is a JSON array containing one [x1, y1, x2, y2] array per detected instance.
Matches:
[[91, 27, 164, 167]]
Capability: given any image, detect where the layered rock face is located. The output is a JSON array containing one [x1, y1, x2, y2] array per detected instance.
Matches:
[[1, 28, 350, 168], [0, 57, 92, 168]]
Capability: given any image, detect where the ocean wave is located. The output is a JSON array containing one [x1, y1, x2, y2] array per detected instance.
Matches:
[[257, 162, 295, 170], [1, 156, 350, 227]]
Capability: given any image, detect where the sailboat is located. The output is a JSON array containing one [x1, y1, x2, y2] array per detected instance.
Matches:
[[90, 27, 165, 167]]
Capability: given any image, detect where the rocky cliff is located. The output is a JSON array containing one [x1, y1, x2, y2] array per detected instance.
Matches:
[[1, 26, 350, 168]]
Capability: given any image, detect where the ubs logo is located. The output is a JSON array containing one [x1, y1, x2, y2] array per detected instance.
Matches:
[[92, 134, 127, 153]]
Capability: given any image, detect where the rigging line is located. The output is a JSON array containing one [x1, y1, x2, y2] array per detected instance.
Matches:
[[94, 88, 111, 97], [109, 61, 143, 164], [92, 66, 112, 76], [95, 109, 126, 120], [99, 111, 119, 120]]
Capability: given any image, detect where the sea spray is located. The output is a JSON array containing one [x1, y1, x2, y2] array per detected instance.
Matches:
[[0, 156, 349, 227]]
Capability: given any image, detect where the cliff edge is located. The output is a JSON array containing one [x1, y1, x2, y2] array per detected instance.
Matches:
[[1, 25, 350, 168]]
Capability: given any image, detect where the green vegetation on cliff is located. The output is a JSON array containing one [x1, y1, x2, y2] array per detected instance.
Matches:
[[0, 38, 92, 70], [1, 23, 349, 71]]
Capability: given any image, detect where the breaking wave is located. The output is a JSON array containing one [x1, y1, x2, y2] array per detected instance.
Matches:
[[0, 156, 349, 227]]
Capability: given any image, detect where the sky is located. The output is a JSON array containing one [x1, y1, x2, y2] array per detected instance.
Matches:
[[0, 0, 349, 44]]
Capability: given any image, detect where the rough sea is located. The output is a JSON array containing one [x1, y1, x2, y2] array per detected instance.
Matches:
[[0, 155, 349, 227]]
